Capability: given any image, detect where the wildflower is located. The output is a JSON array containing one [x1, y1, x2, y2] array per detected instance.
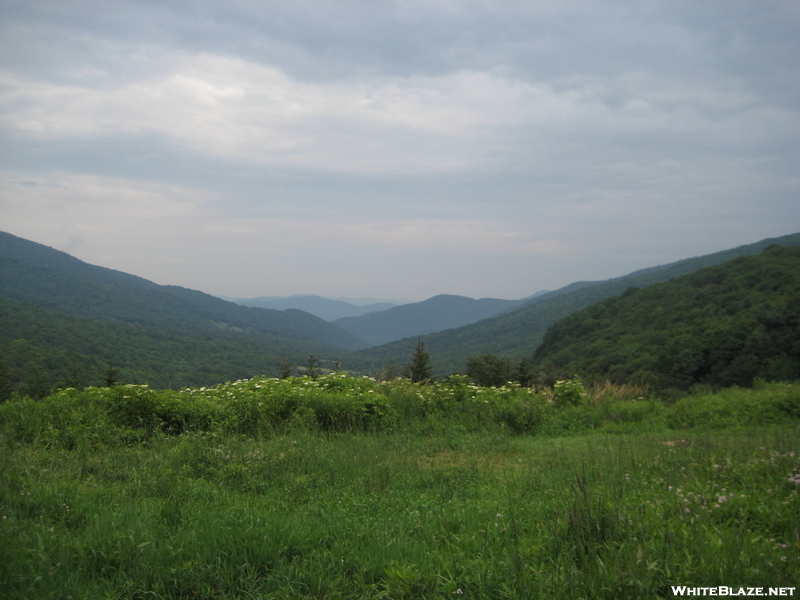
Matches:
[[453, 590, 463, 595], [718, 496, 727, 503]]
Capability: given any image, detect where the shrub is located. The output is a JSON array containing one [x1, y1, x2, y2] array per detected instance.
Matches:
[[553, 378, 587, 407]]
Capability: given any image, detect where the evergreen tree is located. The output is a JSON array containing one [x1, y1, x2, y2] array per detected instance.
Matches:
[[26, 357, 50, 400], [408, 339, 433, 383], [306, 354, 319, 379], [60, 358, 84, 390], [516, 356, 534, 387], [103, 360, 119, 387], [466, 353, 512, 387], [276, 357, 294, 379]]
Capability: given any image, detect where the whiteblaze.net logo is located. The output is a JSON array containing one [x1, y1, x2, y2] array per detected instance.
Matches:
[[672, 587, 796, 597]]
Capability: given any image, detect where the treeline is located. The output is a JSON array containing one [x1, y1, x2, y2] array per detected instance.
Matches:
[[4, 235, 799, 399], [0, 298, 344, 397], [347, 232, 800, 378], [457, 245, 800, 392]]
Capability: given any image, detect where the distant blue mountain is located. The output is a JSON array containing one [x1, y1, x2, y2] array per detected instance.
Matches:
[[234, 295, 398, 322], [333, 294, 526, 347]]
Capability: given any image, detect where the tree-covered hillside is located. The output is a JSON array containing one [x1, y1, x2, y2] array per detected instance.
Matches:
[[334, 294, 524, 347], [0, 232, 367, 351], [533, 245, 800, 390], [0, 232, 363, 393], [0, 297, 351, 393], [345, 232, 800, 378]]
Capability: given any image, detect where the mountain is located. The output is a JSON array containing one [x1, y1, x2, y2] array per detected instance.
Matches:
[[345, 232, 800, 378], [0, 231, 368, 390], [0, 297, 336, 391], [333, 294, 526, 347], [326, 296, 414, 307], [235, 295, 396, 321], [532, 244, 800, 389], [0, 231, 367, 351]]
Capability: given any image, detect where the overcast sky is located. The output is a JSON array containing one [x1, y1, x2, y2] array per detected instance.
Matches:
[[1, 1, 798, 301]]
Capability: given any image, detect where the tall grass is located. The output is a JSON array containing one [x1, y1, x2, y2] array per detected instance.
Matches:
[[1, 376, 798, 598]]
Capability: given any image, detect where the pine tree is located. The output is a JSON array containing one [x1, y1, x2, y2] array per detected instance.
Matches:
[[408, 339, 433, 383], [276, 357, 294, 379], [61, 358, 84, 390], [26, 357, 50, 400], [306, 354, 319, 379], [103, 360, 119, 387], [516, 356, 534, 387]]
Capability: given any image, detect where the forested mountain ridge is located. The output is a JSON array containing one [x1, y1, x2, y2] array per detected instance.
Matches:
[[0, 231, 368, 351], [346, 232, 800, 377], [3, 230, 799, 392], [0, 231, 367, 392], [333, 294, 525, 347], [0, 297, 345, 390], [533, 244, 800, 389], [235, 295, 397, 321]]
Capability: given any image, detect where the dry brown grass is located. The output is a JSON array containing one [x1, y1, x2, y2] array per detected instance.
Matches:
[[585, 380, 651, 403]]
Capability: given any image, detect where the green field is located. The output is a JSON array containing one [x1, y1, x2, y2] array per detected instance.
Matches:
[[1, 376, 798, 599]]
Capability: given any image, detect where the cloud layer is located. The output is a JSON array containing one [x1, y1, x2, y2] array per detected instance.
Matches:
[[1, 1, 798, 299]]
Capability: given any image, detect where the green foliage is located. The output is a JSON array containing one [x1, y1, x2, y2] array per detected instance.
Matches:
[[0, 296, 342, 390], [407, 339, 433, 383], [667, 382, 800, 429], [24, 355, 50, 400], [0, 231, 363, 391], [306, 354, 320, 379], [0, 358, 13, 402], [276, 356, 295, 379], [534, 245, 800, 391], [102, 360, 119, 387], [349, 233, 800, 378], [466, 353, 513, 387], [0, 231, 367, 351], [515, 356, 534, 387], [552, 377, 586, 407], [1, 380, 798, 599]]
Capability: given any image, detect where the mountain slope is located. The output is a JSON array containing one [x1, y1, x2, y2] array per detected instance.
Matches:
[[333, 294, 525, 347], [0, 297, 344, 390], [345, 232, 800, 377], [0, 231, 367, 351], [533, 244, 800, 389], [236, 295, 396, 321]]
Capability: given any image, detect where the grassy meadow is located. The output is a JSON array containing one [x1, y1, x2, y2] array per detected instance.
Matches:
[[1, 375, 799, 599]]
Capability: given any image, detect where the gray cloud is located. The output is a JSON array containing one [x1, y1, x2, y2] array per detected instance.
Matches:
[[1, 0, 798, 300]]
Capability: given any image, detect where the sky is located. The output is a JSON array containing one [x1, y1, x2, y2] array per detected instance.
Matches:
[[1, 1, 798, 302]]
